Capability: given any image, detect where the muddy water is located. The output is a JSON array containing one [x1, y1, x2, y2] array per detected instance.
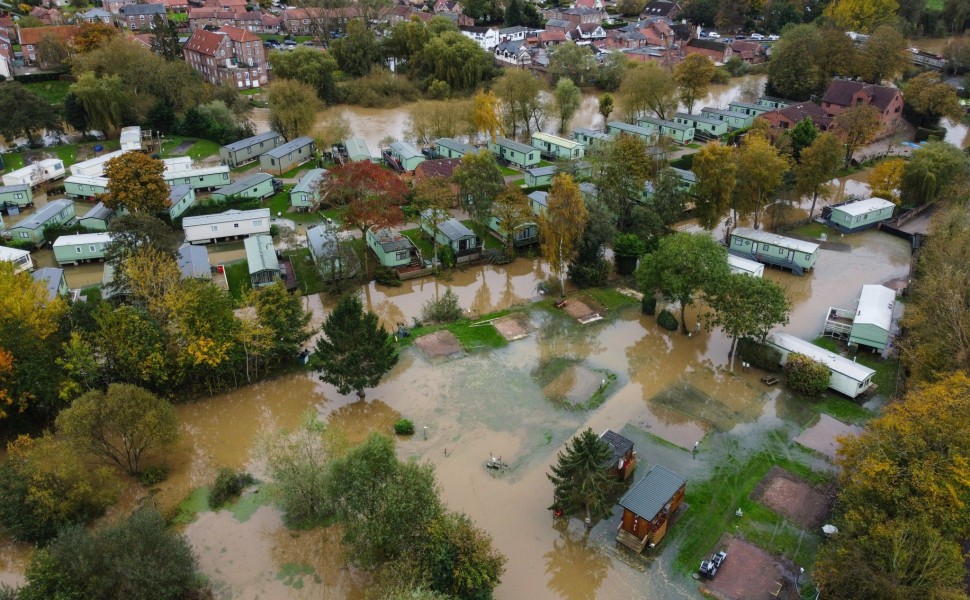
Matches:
[[942, 118, 969, 149]]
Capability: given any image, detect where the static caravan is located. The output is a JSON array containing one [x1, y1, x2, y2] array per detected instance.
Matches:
[[530, 132, 584, 160], [119, 126, 141, 151], [366, 227, 420, 269], [828, 198, 895, 233], [766, 332, 876, 398], [700, 107, 754, 129], [388, 141, 426, 172], [489, 137, 540, 169], [182, 208, 271, 244], [52, 232, 112, 265], [69, 150, 126, 177], [177, 242, 211, 280], [0, 246, 34, 274], [758, 96, 792, 110], [290, 168, 327, 211], [259, 137, 315, 175], [343, 138, 371, 162], [219, 131, 284, 168], [307, 223, 360, 280], [3, 158, 66, 187], [673, 113, 729, 137], [616, 465, 686, 552], [824, 285, 896, 352], [420, 213, 481, 262], [161, 156, 193, 173], [0, 185, 33, 209], [166, 185, 197, 220], [727, 254, 764, 277], [728, 101, 772, 117], [77, 202, 115, 231], [728, 226, 819, 275], [524, 165, 556, 187], [435, 138, 476, 159], [572, 128, 612, 148], [32, 267, 68, 300], [606, 121, 657, 144], [636, 117, 695, 144], [244, 234, 282, 288], [528, 190, 548, 215], [489, 212, 538, 248], [670, 167, 697, 190], [64, 175, 109, 200], [8, 199, 76, 247], [163, 166, 231, 190], [210, 173, 278, 202]]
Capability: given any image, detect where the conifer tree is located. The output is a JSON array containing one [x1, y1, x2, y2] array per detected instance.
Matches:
[[547, 428, 617, 528]]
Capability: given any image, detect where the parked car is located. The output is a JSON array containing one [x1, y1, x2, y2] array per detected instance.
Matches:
[[283, 39, 298, 47], [768, 34, 780, 41], [750, 32, 764, 40], [707, 31, 721, 38], [699, 551, 727, 578]]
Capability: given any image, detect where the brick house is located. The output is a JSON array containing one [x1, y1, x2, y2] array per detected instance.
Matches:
[[182, 26, 267, 89], [641, 0, 680, 19], [119, 3, 166, 29], [101, 0, 135, 15], [18, 25, 78, 66], [188, 7, 263, 31], [544, 6, 605, 24], [821, 80, 904, 134], [759, 101, 833, 133], [279, 6, 359, 36], [729, 39, 766, 64], [433, 0, 462, 14], [683, 37, 732, 63], [0, 29, 13, 63]]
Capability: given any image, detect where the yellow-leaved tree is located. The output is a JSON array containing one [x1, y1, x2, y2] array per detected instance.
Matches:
[[824, 0, 898, 33], [868, 158, 905, 204], [102, 151, 169, 213], [472, 89, 503, 143], [538, 174, 588, 296]]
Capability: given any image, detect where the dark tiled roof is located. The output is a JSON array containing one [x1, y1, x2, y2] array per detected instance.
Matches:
[[599, 429, 633, 468], [776, 101, 833, 128], [121, 3, 165, 15], [415, 158, 461, 179], [822, 80, 900, 111], [686, 37, 725, 52], [619, 465, 686, 521]]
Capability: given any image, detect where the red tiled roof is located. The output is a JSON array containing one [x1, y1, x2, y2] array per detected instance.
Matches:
[[219, 25, 259, 42], [209, 0, 245, 7], [183, 28, 225, 55], [415, 158, 462, 180], [776, 101, 833, 129], [538, 31, 566, 42], [822, 80, 900, 112], [18, 25, 78, 46]]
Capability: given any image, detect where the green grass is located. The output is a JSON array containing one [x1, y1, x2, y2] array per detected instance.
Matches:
[[239, 88, 262, 96], [510, 178, 525, 186], [224, 261, 252, 300], [1, 152, 25, 173], [277, 162, 313, 179], [160, 136, 221, 161], [500, 165, 521, 176], [284, 248, 325, 296], [459, 220, 502, 251], [266, 188, 325, 224], [24, 80, 72, 104], [168, 11, 187, 21], [538, 160, 554, 167], [673, 440, 829, 573], [578, 287, 640, 312], [321, 207, 342, 224], [788, 222, 832, 239], [226, 484, 274, 523], [404, 307, 525, 351], [926, 0, 943, 10], [401, 227, 434, 259], [276, 563, 319, 589], [171, 487, 211, 525], [811, 336, 899, 399]]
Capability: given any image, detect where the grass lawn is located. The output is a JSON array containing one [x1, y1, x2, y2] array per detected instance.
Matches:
[[224, 260, 252, 300], [510, 178, 525, 186], [266, 188, 325, 224], [401, 227, 434, 259], [537, 160, 555, 167], [788, 222, 832, 239], [284, 247, 326, 295], [239, 88, 262, 96], [686, 143, 702, 149], [577, 287, 640, 312], [277, 162, 313, 179], [403, 307, 524, 351], [500, 165, 521, 176], [459, 220, 503, 251], [1, 152, 25, 173], [24, 80, 72, 104], [161, 136, 221, 161], [926, 0, 943, 10], [321, 207, 342, 224]]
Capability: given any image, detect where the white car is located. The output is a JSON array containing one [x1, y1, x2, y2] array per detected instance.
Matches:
[[767, 34, 779, 41], [750, 33, 764, 40], [707, 31, 721, 38]]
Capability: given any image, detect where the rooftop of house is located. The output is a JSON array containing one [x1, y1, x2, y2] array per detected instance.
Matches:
[[389, 140, 423, 160], [370, 227, 414, 252], [32, 267, 64, 300], [219, 25, 261, 42], [731, 226, 819, 253], [264, 136, 314, 159], [619, 465, 686, 521], [343, 137, 371, 159], [834, 197, 895, 216], [598, 429, 634, 468], [685, 37, 726, 51], [183, 28, 226, 55], [415, 158, 461, 179], [434, 217, 475, 241], [853, 284, 895, 331], [120, 3, 166, 15], [80, 201, 113, 221], [222, 131, 282, 152], [14, 199, 72, 230], [177, 242, 211, 279], [767, 332, 876, 381], [213, 172, 274, 196], [526, 165, 557, 177], [492, 137, 534, 154], [822, 80, 901, 111], [773, 101, 833, 128], [244, 233, 279, 273], [182, 208, 270, 228], [18, 25, 78, 46], [292, 168, 327, 195], [168, 185, 193, 205], [52, 232, 112, 248]]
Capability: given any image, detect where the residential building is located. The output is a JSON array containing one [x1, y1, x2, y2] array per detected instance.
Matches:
[[683, 37, 731, 63], [459, 25, 499, 51], [52, 232, 111, 265], [823, 285, 896, 352], [728, 226, 820, 275], [543, 18, 572, 33], [167, 185, 197, 219], [342, 138, 371, 162], [78, 7, 113, 23], [640, 0, 679, 18], [420, 214, 481, 263], [177, 242, 211, 279], [0, 247, 34, 275], [821, 80, 904, 134], [433, 0, 462, 14], [489, 137, 540, 169], [758, 96, 792, 110], [606, 121, 657, 143], [119, 126, 142, 151], [758, 101, 833, 132], [366, 227, 421, 269], [182, 26, 267, 89], [530, 132, 584, 160], [210, 172, 278, 201], [599, 429, 636, 480], [0, 185, 33, 210], [0, 29, 13, 64], [8, 199, 75, 247], [278, 6, 359, 36], [766, 332, 876, 398], [64, 175, 109, 199], [77, 202, 115, 231], [435, 138, 476, 159], [119, 3, 166, 29], [290, 168, 327, 211], [616, 465, 686, 552], [244, 234, 282, 288], [729, 39, 766, 64], [259, 137, 315, 175], [387, 141, 426, 172], [636, 116, 695, 144], [727, 254, 764, 277], [727, 100, 771, 117], [29, 6, 63, 25], [306, 223, 359, 280], [498, 25, 529, 42], [567, 22, 606, 43], [32, 267, 68, 299], [673, 113, 729, 138], [414, 159, 462, 184], [182, 208, 270, 244], [826, 197, 895, 233], [219, 132, 284, 167], [699, 107, 754, 129], [70, 150, 126, 177], [494, 39, 531, 67], [102, 0, 136, 14], [163, 166, 231, 190], [524, 165, 556, 187], [572, 128, 611, 147], [536, 30, 567, 46], [18, 25, 78, 66], [544, 6, 605, 24]]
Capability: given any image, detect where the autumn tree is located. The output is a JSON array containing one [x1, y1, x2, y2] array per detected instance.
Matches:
[[493, 68, 545, 137], [766, 25, 827, 100], [38, 34, 71, 69], [636, 232, 730, 334], [794, 132, 843, 219], [405, 99, 473, 147], [268, 46, 340, 103], [675, 54, 716, 114], [547, 428, 617, 528], [548, 42, 597, 87], [491, 185, 532, 257], [539, 174, 589, 296], [472, 89, 503, 142], [617, 62, 678, 121], [453, 150, 505, 252], [855, 25, 907, 83], [244, 282, 311, 369], [706, 275, 791, 371], [598, 93, 614, 126], [833, 104, 881, 167], [314, 295, 398, 399], [869, 157, 905, 203], [72, 21, 119, 54], [268, 78, 321, 141], [692, 141, 737, 229], [552, 77, 582, 134], [734, 133, 790, 228], [411, 177, 455, 267], [904, 71, 963, 127], [591, 133, 653, 231], [824, 0, 898, 32], [101, 151, 168, 212]]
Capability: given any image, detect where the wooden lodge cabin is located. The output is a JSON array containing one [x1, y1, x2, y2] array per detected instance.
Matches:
[[616, 465, 686, 552], [599, 429, 636, 481]]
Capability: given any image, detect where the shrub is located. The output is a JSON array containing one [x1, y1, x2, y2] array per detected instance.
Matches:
[[641, 295, 657, 315], [421, 289, 463, 324], [375, 265, 402, 287], [139, 465, 169, 486], [736, 338, 783, 372], [568, 257, 611, 288], [711, 67, 731, 84], [208, 468, 256, 509], [339, 68, 421, 108], [669, 153, 693, 169], [437, 245, 456, 269], [784, 352, 830, 396], [394, 419, 415, 436], [657, 309, 678, 331]]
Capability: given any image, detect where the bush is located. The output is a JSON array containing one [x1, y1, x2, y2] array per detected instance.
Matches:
[[208, 468, 256, 509], [736, 338, 783, 372], [375, 265, 402, 287], [711, 67, 731, 84], [657, 309, 678, 331], [394, 419, 415, 435], [641, 295, 657, 315], [339, 68, 421, 108], [613, 233, 645, 275], [669, 153, 693, 169], [568, 257, 611, 288], [784, 352, 830, 396], [437, 245, 456, 269], [139, 465, 169, 486], [421, 289, 463, 324]]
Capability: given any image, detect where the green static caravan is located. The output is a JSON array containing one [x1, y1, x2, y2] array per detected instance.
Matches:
[[52, 232, 112, 265], [290, 168, 327, 211], [211, 173, 278, 202], [164, 166, 231, 191], [530, 132, 585, 160], [259, 136, 316, 175], [673, 113, 730, 137], [670, 167, 697, 191], [636, 117, 695, 144], [166, 185, 197, 220], [606, 121, 658, 144], [528, 190, 548, 216], [489, 137, 540, 169], [77, 201, 115, 231], [0, 185, 33, 210], [700, 107, 754, 129], [727, 101, 772, 117], [728, 226, 820, 275], [64, 175, 109, 200], [219, 131, 285, 168], [572, 128, 612, 148], [244, 233, 282, 288], [435, 137, 476, 159], [524, 165, 556, 187], [766, 332, 875, 398], [307, 223, 360, 280], [827, 198, 895, 233], [420, 211, 482, 263], [489, 213, 538, 248], [388, 141, 426, 172], [32, 267, 68, 300], [8, 199, 76, 247], [343, 138, 372, 162], [824, 284, 895, 352], [366, 226, 420, 269], [758, 96, 792, 111]]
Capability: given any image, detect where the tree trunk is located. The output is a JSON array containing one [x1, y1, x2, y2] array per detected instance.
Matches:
[[357, 389, 366, 399], [584, 504, 592, 529], [680, 301, 688, 334], [359, 227, 370, 275], [808, 189, 819, 220], [729, 336, 738, 372]]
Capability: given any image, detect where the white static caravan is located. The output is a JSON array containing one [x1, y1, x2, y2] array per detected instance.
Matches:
[[766, 332, 876, 398], [119, 126, 142, 151], [69, 150, 127, 177], [2, 159, 67, 187], [0, 246, 35, 274], [162, 156, 194, 173], [727, 254, 764, 277], [182, 208, 271, 244]]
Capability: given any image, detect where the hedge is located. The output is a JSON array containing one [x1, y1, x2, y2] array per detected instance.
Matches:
[[657, 309, 678, 331], [736, 338, 782, 372]]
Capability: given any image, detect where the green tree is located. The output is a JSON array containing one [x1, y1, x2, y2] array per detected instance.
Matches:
[[91, 304, 173, 392], [491, 185, 532, 257], [617, 62, 678, 120], [332, 19, 382, 76], [734, 133, 790, 228], [598, 93, 614, 126], [454, 150, 505, 250], [552, 77, 582, 134], [900, 141, 970, 206], [591, 133, 654, 231], [69, 72, 128, 135], [548, 42, 598, 87], [414, 31, 494, 91], [149, 15, 182, 60], [904, 71, 963, 127], [766, 25, 825, 100], [825, 0, 898, 34], [268, 78, 321, 141], [420, 511, 507, 599], [101, 151, 169, 212], [674, 53, 716, 114], [56, 383, 179, 475], [314, 295, 398, 399], [834, 104, 882, 167], [787, 117, 818, 161], [493, 68, 545, 137], [260, 414, 336, 527], [37, 33, 71, 69], [0, 82, 62, 145], [268, 46, 340, 103], [706, 274, 791, 370], [568, 198, 616, 288], [539, 174, 589, 296], [547, 428, 617, 528], [856, 25, 907, 83], [636, 232, 730, 334], [794, 131, 843, 219], [692, 141, 737, 229], [628, 168, 686, 251], [244, 282, 312, 368]]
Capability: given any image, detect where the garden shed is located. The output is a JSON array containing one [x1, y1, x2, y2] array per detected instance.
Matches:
[[599, 429, 636, 481], [766, 332, 876, 398], [728, 227, 819, 275], [727, 254, 764, 277], [616, 465, 686, 552], [827, 198, 895, 233]]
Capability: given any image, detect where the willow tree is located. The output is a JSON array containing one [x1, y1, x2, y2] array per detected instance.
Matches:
[[69, 72, 127, 135], [472, 90, 503, 143], [538, 174, 588, 296]]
